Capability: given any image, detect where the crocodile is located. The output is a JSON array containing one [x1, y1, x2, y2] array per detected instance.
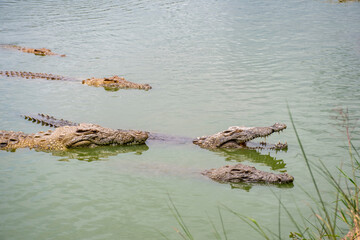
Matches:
[[0, 71, 152, 91], [1, 44, 66, 57], [193, 124, 287, 150], [202, 163, 294, 184], [21, 113, 288, 151], [82, 75, 152, 91], [0, 114, 292, 185], [0, 123, 148, 151]]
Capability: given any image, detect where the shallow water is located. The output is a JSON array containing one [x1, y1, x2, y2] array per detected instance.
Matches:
[[0, 0, 360, 239]]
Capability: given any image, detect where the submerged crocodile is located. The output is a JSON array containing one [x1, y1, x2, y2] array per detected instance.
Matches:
[[193, 124, 287, 150], [0, 71, 152, 91], [0, 114, 293, 184], [1, 44, 66, 57]]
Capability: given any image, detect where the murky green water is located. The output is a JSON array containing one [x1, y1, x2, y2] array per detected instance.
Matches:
[[1, 0, 360, 239]]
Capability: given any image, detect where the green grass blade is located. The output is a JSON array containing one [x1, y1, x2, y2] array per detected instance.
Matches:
[[288, 105, 337, 238], [167, 195, 194, 240], [156, 229, 172, 240], [278, 194, 282, 240], [222, 205, 271, 240], [270, 188, 305, 238], [350, 141, 360, 160], [338, 168, 356, 186], [207, 213, 222, 240], [218, 207, 228, 240]]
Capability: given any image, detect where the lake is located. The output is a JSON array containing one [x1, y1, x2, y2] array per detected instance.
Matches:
[[0, 0, 360, 239]]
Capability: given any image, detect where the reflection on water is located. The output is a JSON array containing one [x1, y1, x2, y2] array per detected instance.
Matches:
[[50, 144, 149, 162], [1, 0, 360, 239], [229, 181, 294, 192], [213, 148, 287, 171]]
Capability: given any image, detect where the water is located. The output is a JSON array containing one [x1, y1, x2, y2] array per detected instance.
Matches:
[[0, 0, 360, 239]]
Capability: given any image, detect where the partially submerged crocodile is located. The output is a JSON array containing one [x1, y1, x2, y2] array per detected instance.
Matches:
[[0, 71, 152, 91], [82, 75, 152, 91], [1, 44, 66, 57], [0, 123, 148, 151], [202, 163, 294, 184], [0, 113, 293, 184], [21, 113, 288, 151], [193, 124, 287, 150]]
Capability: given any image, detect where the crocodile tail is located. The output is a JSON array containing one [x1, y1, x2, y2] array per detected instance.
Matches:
[[0, 71, 77, 81], [22, 113, 79, 128]]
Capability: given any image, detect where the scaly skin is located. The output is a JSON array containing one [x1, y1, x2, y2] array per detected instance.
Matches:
[[23, 113, 79, 127], [22, 114, 287, 150], [0, 71, 152, 91], [0, 71, 72, 81], [2, 45, 66, 57], [202, 163, 294, 184], [193, 123, 287, 150], [82, 75, 152, 91], [0, 123, 148, 151]]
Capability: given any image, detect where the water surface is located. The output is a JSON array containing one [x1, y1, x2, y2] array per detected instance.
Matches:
[[1, 0, 360, 239]]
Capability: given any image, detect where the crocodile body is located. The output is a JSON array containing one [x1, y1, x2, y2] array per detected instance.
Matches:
[[2, 45, 66, 57], [22, 114, 288, 150], [0, 123, 148, 151], [0, 71, 152, 91], [202, 163, 294, 184]]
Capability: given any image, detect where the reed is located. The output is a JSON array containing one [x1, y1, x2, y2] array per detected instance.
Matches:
[[166, 107, 359, 239]]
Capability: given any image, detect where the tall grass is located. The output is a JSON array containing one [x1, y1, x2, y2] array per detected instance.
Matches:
[[167, 107, 359, 239]]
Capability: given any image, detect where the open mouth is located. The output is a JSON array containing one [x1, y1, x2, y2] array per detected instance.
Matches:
[[245, 140, 288, 150], [193, 123, 288, 150]]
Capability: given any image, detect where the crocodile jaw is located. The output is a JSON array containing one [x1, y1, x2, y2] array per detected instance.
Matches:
[[193, 123, 287, 149]]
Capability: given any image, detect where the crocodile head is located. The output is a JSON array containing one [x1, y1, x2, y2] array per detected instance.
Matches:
[[33, 48, 52, 56], [193, 123, 287, 150], [202, 163, 294, 184], [82, 76, 152, 91]]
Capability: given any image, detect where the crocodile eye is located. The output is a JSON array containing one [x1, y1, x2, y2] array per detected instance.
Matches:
[[76, 129, 98, 134]]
